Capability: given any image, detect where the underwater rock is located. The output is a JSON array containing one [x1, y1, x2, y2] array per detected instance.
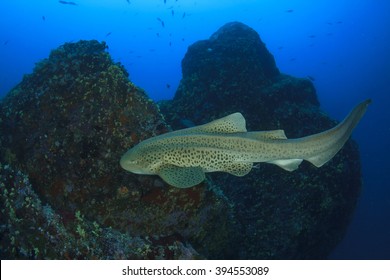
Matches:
[[0, 40, 235, 259], [0, 163, 198, 259], [159, 22, 362, 259]]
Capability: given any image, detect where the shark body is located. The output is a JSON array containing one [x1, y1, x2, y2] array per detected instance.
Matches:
[[120, 99, 370, 188]]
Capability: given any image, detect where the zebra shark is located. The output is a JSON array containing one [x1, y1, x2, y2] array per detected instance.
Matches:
[[120, 99, 370, 188]]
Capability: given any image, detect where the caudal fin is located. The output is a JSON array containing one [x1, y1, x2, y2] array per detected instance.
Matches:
[[306, 99, 371, 167]]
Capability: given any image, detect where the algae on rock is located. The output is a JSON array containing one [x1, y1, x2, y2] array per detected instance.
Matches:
[[0, 40, 235, 259]]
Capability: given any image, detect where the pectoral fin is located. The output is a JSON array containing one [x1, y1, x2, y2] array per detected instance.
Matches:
[[157, 165, 205, 188]]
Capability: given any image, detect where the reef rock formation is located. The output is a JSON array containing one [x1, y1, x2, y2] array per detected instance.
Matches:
[[159, 22, 362, 259], [0, 40, 235, 259]]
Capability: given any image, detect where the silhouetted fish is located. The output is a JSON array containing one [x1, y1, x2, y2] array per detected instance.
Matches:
[[157, 17, 165, 27], [172, 10, 174, 16], [307, 75, 315, 81], [182, 12, 186, 18], [308, 35, 316, 38], [106, 32, 112, 37], [42, 16, 46, 21], [126, 0, 130, 4], [180, 119, 195, 128], [59, 1, 77, 5], [286, 9, 294, 13], [166, 84, 171, 89]]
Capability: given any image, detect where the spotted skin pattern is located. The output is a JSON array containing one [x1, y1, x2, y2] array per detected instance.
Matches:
[[120, 100, 370, 188]]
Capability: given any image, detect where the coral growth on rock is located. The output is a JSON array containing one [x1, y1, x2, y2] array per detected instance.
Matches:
[[0, 40, 234, 259]]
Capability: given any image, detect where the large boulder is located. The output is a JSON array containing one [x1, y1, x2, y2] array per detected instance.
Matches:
[[0, 40, 235, 259], [159, 22, 362, 259]]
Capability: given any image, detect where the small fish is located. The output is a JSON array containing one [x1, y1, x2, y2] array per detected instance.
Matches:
[[286, 9, 294, 13], [42, 16, 46, 21], [164, 0, 166, 4], [180, 119, 195, 128], [307, 75, 315, 81], [166, 84, 171, 89], [171, 10, 174, 16], [182, 12, 186, 18], [126, 0, 130, 4], [3, 40, 9, 45], [156, 33, 160, 37], [59, 1, 77, 5], [157, 17, 165, 27], [308, 35, 316, 38], [169, 41, 172, 47], [106, 32, 112, 37]]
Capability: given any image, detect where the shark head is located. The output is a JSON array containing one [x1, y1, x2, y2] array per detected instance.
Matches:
[[119, 143, 157, 175]]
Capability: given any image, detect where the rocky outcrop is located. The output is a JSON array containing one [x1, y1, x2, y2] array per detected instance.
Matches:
[[159, 22, 362, 259], [0, 23, 363, 259], [0, 40, 235, 259]]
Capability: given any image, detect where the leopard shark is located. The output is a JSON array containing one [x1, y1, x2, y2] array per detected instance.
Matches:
[[120, 99, 370, 188]]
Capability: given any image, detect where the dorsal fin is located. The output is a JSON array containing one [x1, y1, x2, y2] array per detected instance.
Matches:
[[198, 113, 247, 133], [173, 113, 247, 135]]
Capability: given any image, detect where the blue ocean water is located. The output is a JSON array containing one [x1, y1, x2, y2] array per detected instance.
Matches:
[[0, 0, 389, 259]]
